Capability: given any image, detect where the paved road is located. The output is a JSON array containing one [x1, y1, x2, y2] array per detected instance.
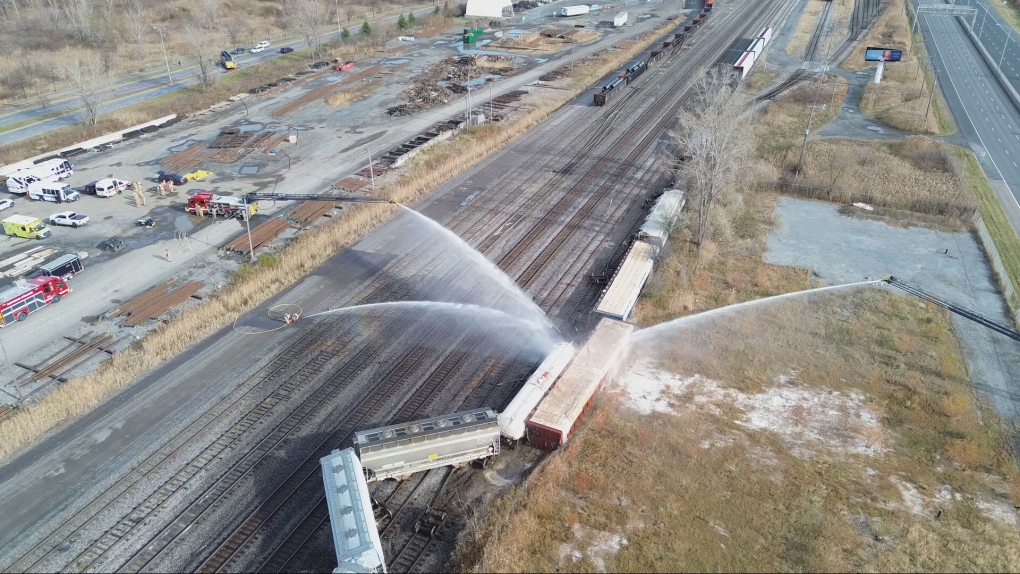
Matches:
[[952, 0, 1020, 93], [916, 7, 1020, 214]]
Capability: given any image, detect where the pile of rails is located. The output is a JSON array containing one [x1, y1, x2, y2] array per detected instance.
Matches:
[[104, 280, 204, 326], [0, 247, 57, 278], [14, 332, 126, 400]]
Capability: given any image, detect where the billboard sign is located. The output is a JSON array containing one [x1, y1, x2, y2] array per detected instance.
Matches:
[[864, 47, 902, 62]]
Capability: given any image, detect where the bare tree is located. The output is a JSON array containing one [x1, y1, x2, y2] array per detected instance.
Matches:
[[293, 0, 329, 57], [0, 0, 22, 21], [60, 52, 110, 126], [671, 72, 756, 250], [183, 24, 217, 92], [202, 0, 220, 26], [62, 0, 97, 43], [342, 1, 357, 22], [123, 0, 150, 45], [223, 18, 248, 46]]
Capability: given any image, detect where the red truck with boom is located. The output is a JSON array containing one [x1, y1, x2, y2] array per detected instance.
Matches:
[[0, 276, 70, 326]]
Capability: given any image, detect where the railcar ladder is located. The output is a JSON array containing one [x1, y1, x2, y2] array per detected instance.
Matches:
[[883, 276, 1020, 343]]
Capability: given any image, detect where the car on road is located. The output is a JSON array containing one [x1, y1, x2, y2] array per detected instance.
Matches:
[[232, 47, 246, 55], [0, 199, 14, 211], [184, 169, 213, 181], [157, 172, 188, 185], [280, 46, 294, 54], [250, 46, 265, 53], [256, 40, 270, 49], [49, 211, 89, 228]]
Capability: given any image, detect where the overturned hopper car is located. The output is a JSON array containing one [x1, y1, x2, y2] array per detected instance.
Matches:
[[355, 409, 500, 481]]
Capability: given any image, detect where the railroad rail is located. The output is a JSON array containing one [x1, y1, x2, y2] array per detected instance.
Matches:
[[830, 0, 884, 63], [5, 240, 495, 572], [804, 0, 834, 63]]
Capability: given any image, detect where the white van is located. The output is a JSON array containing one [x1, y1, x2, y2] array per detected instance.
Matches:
[[89, 178, 129, 197], [27, 181, 81, 203]]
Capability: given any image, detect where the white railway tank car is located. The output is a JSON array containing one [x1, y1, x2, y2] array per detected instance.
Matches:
[[497, 342, 576, 442]]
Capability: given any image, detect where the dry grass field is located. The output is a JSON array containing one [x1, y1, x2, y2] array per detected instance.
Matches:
[[470, 284, 1020, 572], [0, 0, 430, 102], [463, 190, 1020, 573], [755, 74, 848, 167], [842, 0, 952, 134], [792, 137, 976, 217], [324, 78, 380, 107], [0, 19, 676, 463]]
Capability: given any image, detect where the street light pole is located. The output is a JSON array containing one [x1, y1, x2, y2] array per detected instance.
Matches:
[[153, 27, 173, 85], [979, 6, 989, 37]]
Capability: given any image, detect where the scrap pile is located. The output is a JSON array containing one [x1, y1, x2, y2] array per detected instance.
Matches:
[[163, 144, 214, 173], [208, 128, 290, 164], [392, 56, 508, 116]]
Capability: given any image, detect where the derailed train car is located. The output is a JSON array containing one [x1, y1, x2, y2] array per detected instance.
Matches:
[[594, 0, 714, 106], [355, 409, 500, 481]]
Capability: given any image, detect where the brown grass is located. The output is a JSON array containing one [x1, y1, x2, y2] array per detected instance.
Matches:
[[324, 80, 379, 107], [842, 0, 952, 134], [491, 27, 600, 54], [786, 0, 826, 59], [464, 197, 1020, 573], [0, 15, 677, 463], [756, 74, 848, 164], [785, 137, 976, 217]]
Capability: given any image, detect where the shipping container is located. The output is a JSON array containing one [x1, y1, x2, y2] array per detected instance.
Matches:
[[613, 11, 628, 27], [560, 5, 590, 16], [526, 319, 634, 449]]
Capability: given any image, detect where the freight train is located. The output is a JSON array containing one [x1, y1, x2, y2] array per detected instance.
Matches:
[[594, 0, 714, 106]]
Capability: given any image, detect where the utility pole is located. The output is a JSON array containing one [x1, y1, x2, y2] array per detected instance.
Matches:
[[336, 0, 342, 37], [153, 27, 173, 85], [999, 26, 1011, 71], [926, 67, 938, 120], [368, 153, 375, 190], [0, 338, 19, 403]]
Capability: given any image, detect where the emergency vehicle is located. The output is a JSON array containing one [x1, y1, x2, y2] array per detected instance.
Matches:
[[0, 276, 70, 326], [186, 192, 258, 219]]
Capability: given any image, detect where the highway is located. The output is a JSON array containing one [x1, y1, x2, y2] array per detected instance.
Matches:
[[952, 0, 1020, 93], [915, 3, 1020, 214]]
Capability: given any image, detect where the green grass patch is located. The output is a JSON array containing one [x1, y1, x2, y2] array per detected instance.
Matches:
[[955, 147, 1020, 312]]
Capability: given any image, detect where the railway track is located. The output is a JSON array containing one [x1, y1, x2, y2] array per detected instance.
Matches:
[[830, 0, 884, 63], [804, 0, 835, 62], [266, 340, 533, 573]]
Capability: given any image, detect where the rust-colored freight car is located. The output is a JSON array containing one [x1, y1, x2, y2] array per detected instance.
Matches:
[[525, 318, 634, 450]]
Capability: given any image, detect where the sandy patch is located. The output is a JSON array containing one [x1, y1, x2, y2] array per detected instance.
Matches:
[[617, 360, 886, 459]]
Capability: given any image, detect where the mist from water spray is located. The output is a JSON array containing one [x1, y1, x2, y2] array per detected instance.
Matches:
[[307, 300, 562, 353], [396, 205, 556, 334], [630, 280, 882, 347]]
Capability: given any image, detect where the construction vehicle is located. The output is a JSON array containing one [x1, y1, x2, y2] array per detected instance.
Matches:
[[221, 50, 237, 70], [0, 276, 70, 326], [3, 215, 51, 240]]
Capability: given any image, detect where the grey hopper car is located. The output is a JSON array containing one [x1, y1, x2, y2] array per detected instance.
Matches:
[[355, 409, 500, 482]]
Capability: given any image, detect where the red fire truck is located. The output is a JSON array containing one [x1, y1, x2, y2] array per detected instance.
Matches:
[[186, 192, 258, 219], [0, 276, 70, 326]]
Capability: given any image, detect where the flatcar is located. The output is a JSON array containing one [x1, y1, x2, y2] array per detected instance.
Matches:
[[354, 409, 500, 481]]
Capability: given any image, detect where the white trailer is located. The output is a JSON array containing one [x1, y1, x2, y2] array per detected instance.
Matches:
[[4, 159, 73, 195], [498, 343, 576, 442], [613, 11, 628, 27], [560, 5, 590, 16]]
